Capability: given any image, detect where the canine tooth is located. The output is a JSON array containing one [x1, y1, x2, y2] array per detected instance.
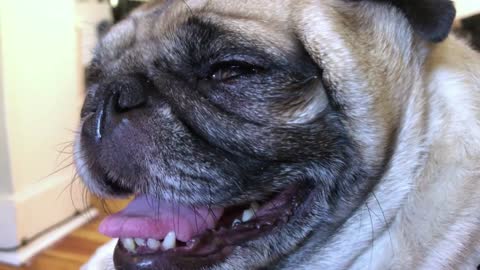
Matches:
[[250, 202, 260, 211], [162, 231, 176, 250], [147, 239, 161, 250], [135, 238, 146, 246], [242, 209, 255, 222], [232, 219, 242, 227], [121, 238, 136, 253], [186, 239, 197, 248]]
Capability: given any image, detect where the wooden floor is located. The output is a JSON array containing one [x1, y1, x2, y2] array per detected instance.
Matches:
[[0, 199, 130, 270], [0, 218, 110, 270]]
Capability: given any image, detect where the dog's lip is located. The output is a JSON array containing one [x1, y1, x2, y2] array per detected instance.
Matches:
[[109, 184, 307, 270], [113, 240, 235, 270]]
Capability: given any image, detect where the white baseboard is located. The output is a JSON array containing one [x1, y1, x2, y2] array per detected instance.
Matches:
[[0, 174, 90, 248], [0, 208, 98, 266]]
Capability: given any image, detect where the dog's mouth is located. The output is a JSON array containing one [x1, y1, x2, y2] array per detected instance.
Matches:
[[100, 184, 307, 269]]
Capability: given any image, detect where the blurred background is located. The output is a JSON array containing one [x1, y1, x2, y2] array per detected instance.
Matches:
[[0, 0, 478, 269]]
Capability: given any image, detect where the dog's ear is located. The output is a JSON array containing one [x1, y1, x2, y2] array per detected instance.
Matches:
[[349, 0, 456, 42]]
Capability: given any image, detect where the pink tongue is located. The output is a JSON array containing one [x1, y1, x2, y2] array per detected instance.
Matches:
[[99, 195, 224, 242]]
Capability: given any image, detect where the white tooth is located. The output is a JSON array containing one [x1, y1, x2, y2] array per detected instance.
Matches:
[[135, 238, 146, 247], [122, 238, 136, 253], [250, 202, 260, 211], [162, 231, 176, 250], [147, 239, 161, 250], [242, 209, 255, 222], [232, 219, 242, 227]]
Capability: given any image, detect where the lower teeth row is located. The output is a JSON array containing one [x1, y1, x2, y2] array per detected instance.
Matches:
[[121, 231, 176, 253], [122, 202, 262, 253]]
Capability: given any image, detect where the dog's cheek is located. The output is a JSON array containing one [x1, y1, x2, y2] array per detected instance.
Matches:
[[198, 76, 327, 125]]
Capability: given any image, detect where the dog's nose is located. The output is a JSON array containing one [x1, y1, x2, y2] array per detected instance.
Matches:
[[81, 75, 153, 141]]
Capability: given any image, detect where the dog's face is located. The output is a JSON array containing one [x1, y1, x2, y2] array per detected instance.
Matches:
[[75, 0, 455, 269]]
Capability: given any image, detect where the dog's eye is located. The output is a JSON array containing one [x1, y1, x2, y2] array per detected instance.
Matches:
[[207, 61, 261, 82]]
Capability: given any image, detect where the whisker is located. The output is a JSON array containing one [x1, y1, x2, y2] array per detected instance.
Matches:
[[193, 205, 199, 235], [206, 183, 218, 223], [372, 192, 394, 256], [365, 202, 375, 270], [55, 142, 75, 156], [177, 180, 182, 235], [55, 140, 75, 147], [191, 205, 209, 228], [64, 128, 80, 135], [56, 169, 78, 200], [41, 162, 76, 182], [55, 154, 76, 170], [170, 187, 177, 234], [100, 198, 112, 215], [81, 184, 89, 213], [180, 0, 193, 16]]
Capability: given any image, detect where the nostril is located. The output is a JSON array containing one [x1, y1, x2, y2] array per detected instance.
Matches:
[[81, 91, 101, 118], [116, 86, 147, 112], [81, 74, 154, 141], [113, 75, 152, 113]]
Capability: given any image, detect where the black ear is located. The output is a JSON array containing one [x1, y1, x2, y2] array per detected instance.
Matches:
[[350, 0, 456, 42]]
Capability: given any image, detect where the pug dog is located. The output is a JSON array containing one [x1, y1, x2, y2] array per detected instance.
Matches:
[[75, 0, 480, 269]]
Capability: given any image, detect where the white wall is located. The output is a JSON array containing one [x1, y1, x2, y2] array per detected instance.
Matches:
[[76, 0, 113, 65], [0, 30, 13, 196], [1, 0, 82, 193], [0, 0, 88, 250], [455, 0, 480, 18]]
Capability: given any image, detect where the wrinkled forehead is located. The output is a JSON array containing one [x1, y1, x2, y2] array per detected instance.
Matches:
[[131, 0, 292, 30], [98, 0, 297, 58]]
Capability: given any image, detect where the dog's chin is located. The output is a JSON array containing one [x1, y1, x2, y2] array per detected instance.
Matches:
[[89, 176, 314, 270]]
